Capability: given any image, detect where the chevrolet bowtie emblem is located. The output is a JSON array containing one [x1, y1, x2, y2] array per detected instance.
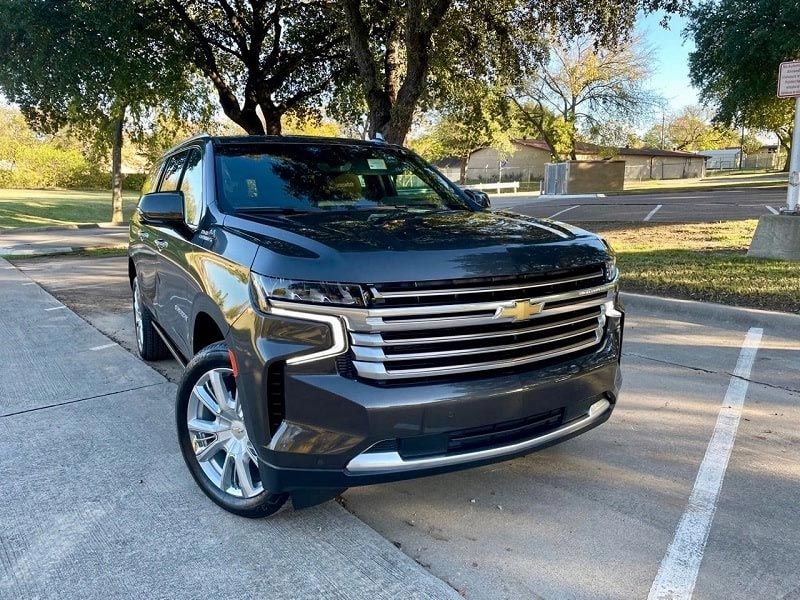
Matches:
[[494, 300, 545, 321]]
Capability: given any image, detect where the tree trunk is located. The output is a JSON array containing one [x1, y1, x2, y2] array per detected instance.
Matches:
[[343, 0, 452, 146], [777, 131, 791, 171], [231, 106, 266, 135], [262, 108, 282, 135], [459, 155, 468, 184], [110, 107, 126, 225]]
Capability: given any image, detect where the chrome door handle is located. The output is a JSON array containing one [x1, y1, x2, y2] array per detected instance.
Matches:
[[155, 239, 168, 251]]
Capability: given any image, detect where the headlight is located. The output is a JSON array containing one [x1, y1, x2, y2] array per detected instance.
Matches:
[[251, 273, 366, 311], [604, 256, 618, 282]]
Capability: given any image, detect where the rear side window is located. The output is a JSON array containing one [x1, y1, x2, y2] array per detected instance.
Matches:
[[180, 149, 203, 228], [159, 151, 188, 192], [141, 161, 162, 196]]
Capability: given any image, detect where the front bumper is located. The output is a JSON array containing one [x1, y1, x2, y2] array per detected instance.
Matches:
[[227, 304, 623, 494]]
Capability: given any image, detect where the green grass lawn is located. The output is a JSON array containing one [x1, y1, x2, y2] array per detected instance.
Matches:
[[586, 220, 800, 313], [621, 172, 787, 195], [0, 189, 139, 230]]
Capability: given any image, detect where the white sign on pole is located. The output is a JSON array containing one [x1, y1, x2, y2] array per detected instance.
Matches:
[[778, 61, 800, 98], [778, 61, 800, 212]]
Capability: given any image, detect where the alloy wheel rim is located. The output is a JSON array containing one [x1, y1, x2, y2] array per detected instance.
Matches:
[[186, 367, 264, 499], [133, 280, 144, 351]]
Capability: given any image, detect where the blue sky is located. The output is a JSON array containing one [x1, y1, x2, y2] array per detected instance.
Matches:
[[636, 11, 699, 112]]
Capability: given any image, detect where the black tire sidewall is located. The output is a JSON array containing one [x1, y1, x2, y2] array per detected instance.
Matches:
[[175, 341, 287, 518]]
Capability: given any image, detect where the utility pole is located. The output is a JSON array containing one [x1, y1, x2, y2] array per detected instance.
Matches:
[[786, 97, 800, 213], [775, 61, 800, 213]]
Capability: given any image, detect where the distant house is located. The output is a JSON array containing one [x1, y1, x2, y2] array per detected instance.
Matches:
[[453, 139, 708, 183]]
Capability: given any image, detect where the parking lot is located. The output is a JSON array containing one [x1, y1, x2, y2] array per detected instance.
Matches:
[[492, 186, 788, 224], [5, 254, 798, 599]]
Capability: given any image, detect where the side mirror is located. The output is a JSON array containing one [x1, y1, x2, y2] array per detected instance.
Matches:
[[138, 191, 184, 225], [462, 188, 491, 209]]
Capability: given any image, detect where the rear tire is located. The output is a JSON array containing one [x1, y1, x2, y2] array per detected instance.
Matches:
[[176, 341, 288, 518], [132, 276, 169, 361]]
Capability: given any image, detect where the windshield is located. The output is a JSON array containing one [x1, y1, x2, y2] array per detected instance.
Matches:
[[214, 142, 471, 214]]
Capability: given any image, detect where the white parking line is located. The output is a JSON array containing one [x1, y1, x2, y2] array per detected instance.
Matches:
[[44, 305, 67, 311], [548, 205, 580, 219], [643, 204, 663, 222], [648, 327, 763, 600], [90, 343, 117, 351], [765, 205, 779, 215]]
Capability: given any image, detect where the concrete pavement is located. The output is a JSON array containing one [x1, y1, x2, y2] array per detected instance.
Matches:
[[12, 255, 800, 599], [0, 257, 460, 600]]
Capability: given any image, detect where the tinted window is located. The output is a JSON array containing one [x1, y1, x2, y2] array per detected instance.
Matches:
[[159, 151, 188, 192], [180, 149, 203, 228], [215, 144, 469, 214]]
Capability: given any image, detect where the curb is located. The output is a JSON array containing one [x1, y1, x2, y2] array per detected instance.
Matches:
[[0, 222, 127, 235], [621, 291, 800, 330]]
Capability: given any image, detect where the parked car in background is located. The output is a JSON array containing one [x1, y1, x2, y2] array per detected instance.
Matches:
[[128, 134, 623, 517]]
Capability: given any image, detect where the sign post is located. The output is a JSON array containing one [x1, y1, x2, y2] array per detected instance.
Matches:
[[777, 60, 800, 213]]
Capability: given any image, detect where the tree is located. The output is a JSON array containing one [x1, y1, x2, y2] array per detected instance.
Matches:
[[741, 133, 764, 156], [509, 103, 575, 159], [513, 34, 658, 159], [411, 85, 517, 183], [666, 106, 739, 151], [585, 120, 644, 150], [341, 0, 688, 146], [0, 0, 205, 222], [159, 0, 351, 135], [282, 115, 342, 138], [686, 0, 800, 168]]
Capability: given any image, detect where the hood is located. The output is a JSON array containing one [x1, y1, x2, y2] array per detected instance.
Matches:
[[224, 209, 609, 283]]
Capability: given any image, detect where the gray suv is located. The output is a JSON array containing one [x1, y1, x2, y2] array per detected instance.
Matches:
[[128, 134, 623, 517]]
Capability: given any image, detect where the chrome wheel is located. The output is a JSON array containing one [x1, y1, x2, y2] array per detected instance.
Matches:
[[186, 367, 263, 499], [133, 279, 144, 352]]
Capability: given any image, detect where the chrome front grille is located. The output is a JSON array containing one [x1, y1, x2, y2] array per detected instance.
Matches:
[[270, 265, 617, 381]]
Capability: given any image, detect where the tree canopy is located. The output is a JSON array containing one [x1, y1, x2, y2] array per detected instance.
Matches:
[[512, 34, 657, 159], [686, 0, 800, 159], [342, 0, 688, 145], [0, 0, 207, 221], [158, 0, 352, 135], [410, 84, 518, 183]]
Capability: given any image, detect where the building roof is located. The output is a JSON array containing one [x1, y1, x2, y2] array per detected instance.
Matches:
[[513, 138, 708, 159]]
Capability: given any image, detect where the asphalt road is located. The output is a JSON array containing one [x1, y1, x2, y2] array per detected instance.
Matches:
[[0, 225, 127, 256], [14, 255, 800, 599], [492, 186, 788, 224]]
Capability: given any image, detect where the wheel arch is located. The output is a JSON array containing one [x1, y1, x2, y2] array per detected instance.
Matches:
[[128, 256, 136, 288], [190, 295, 231, 356]]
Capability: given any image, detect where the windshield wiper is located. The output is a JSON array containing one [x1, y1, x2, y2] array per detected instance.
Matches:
[[235, 207, 313, 216]]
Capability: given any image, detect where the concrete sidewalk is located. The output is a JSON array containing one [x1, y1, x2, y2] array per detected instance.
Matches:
[[0, 225, 127, 256], [0, 257, 459, 600]]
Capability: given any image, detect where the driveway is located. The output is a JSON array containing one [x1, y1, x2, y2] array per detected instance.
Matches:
[[11, 255, 800, 599]]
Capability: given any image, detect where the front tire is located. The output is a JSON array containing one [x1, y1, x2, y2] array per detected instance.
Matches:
[[176, 341, 288, 518]]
